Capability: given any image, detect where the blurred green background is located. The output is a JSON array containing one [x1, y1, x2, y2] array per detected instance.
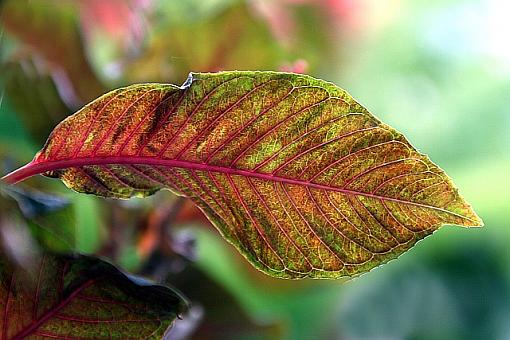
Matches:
[[0, 0, 508, 339]]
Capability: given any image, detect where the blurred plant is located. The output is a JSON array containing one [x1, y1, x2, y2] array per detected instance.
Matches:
[[2, 60, 71, 144], [1, 0, 105, 106]]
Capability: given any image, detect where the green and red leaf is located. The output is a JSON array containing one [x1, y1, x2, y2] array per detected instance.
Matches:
[[2, 71, 483, 279], [0, 249, 187, 339]]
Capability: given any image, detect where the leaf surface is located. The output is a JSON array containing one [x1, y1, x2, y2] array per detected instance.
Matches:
[[0, 248, 187, 339], [2, 71, 483, 278]]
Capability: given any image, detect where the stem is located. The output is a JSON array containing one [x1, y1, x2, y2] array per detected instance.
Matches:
[[2, 161, 41, 184]]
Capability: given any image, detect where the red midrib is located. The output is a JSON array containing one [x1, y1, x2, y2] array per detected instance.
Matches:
[[1, 156, 473, 222], [11, 280, 95, 340]]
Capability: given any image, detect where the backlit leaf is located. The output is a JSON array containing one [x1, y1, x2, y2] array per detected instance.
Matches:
[[0, 247, 187, 339], [2, 71, 483, 279]]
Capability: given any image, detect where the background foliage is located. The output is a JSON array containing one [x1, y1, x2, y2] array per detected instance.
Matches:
[[0, 0, 508, 339]]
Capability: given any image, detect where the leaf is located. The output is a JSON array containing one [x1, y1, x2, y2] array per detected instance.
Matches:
[[0, 189, 187, 338], [2, 71, 483, 279], [0, 246, 188, 339]]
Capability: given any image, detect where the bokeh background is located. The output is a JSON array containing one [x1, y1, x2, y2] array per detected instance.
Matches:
[[0, 0, 509, 339]]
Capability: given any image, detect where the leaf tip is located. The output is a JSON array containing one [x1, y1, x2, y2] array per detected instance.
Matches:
[[456, 194, 484, 228], [467, 211, 484, 228], [455, 205, 484, 228]]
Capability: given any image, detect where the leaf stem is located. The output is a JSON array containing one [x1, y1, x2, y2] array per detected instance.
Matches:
[[2, 161, 40, 184]]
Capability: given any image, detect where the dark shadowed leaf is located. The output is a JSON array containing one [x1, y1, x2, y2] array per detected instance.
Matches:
[[0, 245, 188, 339], [2, 71, 483, 279]]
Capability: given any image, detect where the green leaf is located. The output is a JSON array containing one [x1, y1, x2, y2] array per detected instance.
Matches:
[[0, 247, 187, 339], [2, 71, 483, 279]]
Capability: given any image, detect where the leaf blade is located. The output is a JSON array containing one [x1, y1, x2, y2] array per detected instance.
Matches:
[[2, 71, 483, 279], [0, 251, 187, 339]]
